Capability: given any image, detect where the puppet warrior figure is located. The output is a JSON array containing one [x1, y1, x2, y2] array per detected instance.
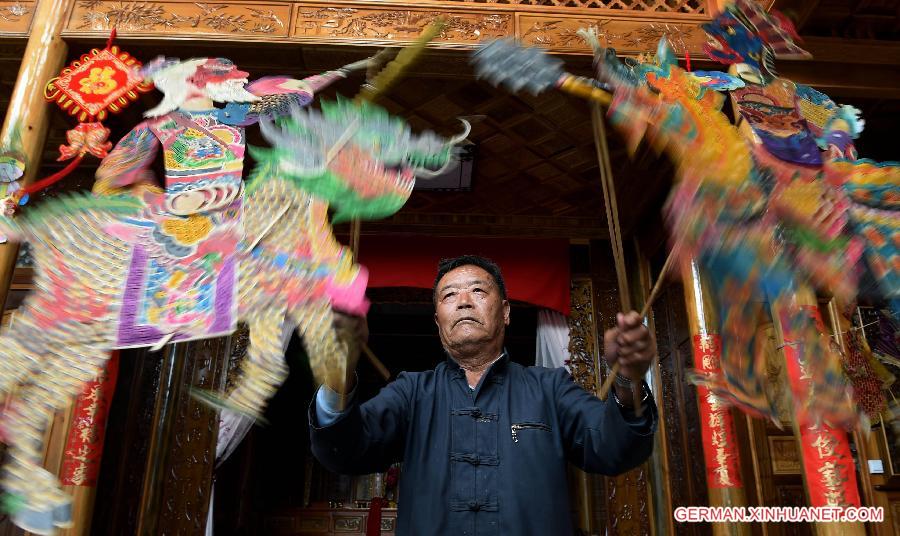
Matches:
[[0, 56, 377, 534]]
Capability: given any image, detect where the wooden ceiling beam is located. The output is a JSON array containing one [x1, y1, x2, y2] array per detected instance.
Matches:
[[776, 61, 900, 99], [772, 0, 822, 31], [799, 36, 900, 66], [338, 213, 611, 240]]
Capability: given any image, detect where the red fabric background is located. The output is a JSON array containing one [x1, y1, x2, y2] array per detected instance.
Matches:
[[357, 236, 571, 315]]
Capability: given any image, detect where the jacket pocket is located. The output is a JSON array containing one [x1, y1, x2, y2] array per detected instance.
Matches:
[[511, 422, 551, 443]]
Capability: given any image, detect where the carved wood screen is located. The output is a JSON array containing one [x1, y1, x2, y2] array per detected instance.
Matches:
[[442, 0, 706, 14], [580, 240, 746, 535], [92, 334, 241, 534], [567, 277, 606, 533], [650, 282, 711, 536], [568, 243, 656, 535], [0, 1, 712, 57], [591, 267, 653, 536]]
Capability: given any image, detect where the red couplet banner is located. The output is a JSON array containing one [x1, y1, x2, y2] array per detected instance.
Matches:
[[781, 306, 861, 508], [357, 236, 571, 315], [61, 352, 120, 487], [693, 334, 743, 488]]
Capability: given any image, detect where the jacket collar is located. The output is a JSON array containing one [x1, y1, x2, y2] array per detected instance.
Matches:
[[446, 349, 510, 385]]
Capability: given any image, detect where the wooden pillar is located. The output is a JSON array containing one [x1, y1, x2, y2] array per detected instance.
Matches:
[[635, 243, 674, 536], [0, 0, 72, 308], [768, 287, 865, 536], [56, 353, 120, 535], [681, 258, 750, 536], [0, 4, 75, 533], [136, 337, 231, 534]]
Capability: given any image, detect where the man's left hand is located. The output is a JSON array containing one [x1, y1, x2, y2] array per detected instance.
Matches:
[[602, 311, 655, 381]]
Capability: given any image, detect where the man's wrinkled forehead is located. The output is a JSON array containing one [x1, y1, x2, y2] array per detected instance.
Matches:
[[436, 265, 497, 295], [189, 58, 249, 86], [438, 277, 494, 295]]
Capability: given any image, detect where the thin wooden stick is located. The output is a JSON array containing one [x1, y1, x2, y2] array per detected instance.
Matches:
[[355, 18, 446, 104], [590, 104, 642, 416], [362, 343, 391, 382], [350, 218, 361, 260], [591, 104, 631, 313], [347, 217, 384, 379], [598, 248, 677, 406], [639, 248, 676, 319]]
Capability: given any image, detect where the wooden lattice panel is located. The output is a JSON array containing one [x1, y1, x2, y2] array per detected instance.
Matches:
[[443, 0, 706, 14]]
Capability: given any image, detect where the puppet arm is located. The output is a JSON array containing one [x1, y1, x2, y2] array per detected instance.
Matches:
[[244, 56, 374, 102], [304, 56, 373, 94], [229, 59, 371, 125], [93, 121, 161, 196]]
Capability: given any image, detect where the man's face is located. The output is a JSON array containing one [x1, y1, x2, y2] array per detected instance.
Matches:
[[434, 265, 510, 358]]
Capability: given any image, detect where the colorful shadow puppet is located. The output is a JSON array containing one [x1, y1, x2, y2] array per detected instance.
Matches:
[[471, 0, 898, 431], [592, 0, 899, 428], [0, 56, 466, 534]]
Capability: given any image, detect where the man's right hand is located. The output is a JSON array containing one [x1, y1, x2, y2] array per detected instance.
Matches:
[[331, 312, 369, 394]]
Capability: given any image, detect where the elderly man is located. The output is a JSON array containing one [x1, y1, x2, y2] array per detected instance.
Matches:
[[310, 255, 657, 535]]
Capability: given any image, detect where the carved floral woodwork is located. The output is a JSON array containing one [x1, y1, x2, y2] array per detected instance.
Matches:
[[294, 6, 511, 43], [768, 436, 803, 475], [445, 0, 706, 11], [570, 273, 654, 535], [0, 1, 716, 57], [225, 324, 249, 393], [518, 15, 706, 55], [0, 1, 33, 34], [607, 467, 651, 536], [589, 259, 652, 535], [156, 338, 230, 533], [652, 288, 692, 529], [70, 1, 291, 37], [334, 515, 363, 531], [567, 278, 600, 393]]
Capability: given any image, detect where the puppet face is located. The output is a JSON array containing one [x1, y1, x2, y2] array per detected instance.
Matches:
[[144, 57, 258, 117], [701, 0, 810, 82], [434, 265, 510, 360], [189, 58, 256, 103], [187, 58, 249, 87]]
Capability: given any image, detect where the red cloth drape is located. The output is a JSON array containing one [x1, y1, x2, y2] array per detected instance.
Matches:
[[366, 497, 384, 536], [357, 236, 571, 315]]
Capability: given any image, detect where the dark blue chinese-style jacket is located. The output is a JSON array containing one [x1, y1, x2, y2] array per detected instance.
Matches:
[[309, 354, 657, 535]]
